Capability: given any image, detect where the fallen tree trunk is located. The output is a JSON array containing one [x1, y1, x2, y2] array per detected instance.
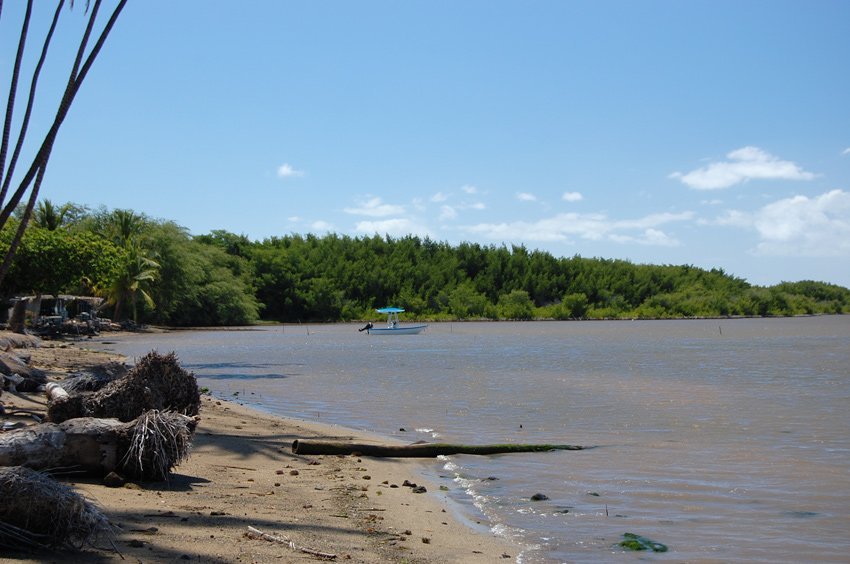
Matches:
[[0, 411, 196, 480], [0, 351, 46, 392], [0, 331, 40, 351], [291, 440, 588, 457], [46, 382, 69, 401]]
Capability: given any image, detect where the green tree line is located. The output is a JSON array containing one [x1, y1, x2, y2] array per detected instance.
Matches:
[[1, 204, 259, 326], [2, 202, 848, 325]]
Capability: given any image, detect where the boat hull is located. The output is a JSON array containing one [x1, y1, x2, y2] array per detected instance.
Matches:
[[367, 325, 427, 335]]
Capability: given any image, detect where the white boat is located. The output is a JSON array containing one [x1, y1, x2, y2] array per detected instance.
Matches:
[[362, 307, 427, 335]]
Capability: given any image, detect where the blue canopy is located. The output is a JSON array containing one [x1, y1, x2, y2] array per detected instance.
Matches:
[[376, 307, 405, 314]]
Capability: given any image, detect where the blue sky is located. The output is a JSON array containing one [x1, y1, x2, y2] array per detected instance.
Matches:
[[3, 1, 849, 287]]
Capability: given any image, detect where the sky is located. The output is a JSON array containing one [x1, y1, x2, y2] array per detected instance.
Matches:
[[2, 1, 849, 288]]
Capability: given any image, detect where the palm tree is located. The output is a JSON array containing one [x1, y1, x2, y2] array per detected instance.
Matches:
[[93, 208, 148, 247], [0, 0, 129, 291], [105, 241, 160, 324], [31, 199, 83, 230]]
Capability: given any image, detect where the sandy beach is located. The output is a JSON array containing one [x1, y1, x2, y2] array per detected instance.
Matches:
[[1, 335, 516, 563]]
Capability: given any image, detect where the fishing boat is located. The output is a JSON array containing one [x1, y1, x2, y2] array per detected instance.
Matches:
[[361, 307, 427, 335]]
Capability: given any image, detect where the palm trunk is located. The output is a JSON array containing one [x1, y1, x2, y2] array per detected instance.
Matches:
[[0, 1, 65, 203], [113, 295, 123, 322], [0, 412, 196, 480], [0, 164, 45, 286], [8, 298, 28, 334], [0, 0, 128, 289], [0, 0, 34, 193], [291, 440, 589, 457]]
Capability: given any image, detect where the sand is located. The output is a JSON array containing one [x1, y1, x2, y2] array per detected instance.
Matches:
[[0, 335, 517, 563]]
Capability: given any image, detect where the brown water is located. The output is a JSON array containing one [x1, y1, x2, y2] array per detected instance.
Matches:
[[94, 316, 850, 562]]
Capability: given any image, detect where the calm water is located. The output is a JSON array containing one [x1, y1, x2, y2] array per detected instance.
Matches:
[[91, 317, 850, 563]]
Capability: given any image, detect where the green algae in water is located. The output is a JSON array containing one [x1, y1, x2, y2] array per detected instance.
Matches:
[[619, 532, 668, 553]]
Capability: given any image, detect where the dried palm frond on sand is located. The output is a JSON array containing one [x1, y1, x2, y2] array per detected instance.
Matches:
[[0, 466, 112, 551], [122, 409, 195, 481], [61, 361, 128, 393]]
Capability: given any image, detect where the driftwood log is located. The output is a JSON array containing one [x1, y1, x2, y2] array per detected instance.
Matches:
[[0, 332, 40, 351], [291, 440, 588, 457], [0, 333, 43, 394], [0, 352, 47, 392], [0, 410, 196, 480]]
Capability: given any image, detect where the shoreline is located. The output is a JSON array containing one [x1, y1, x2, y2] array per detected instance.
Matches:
[[1, 335, 518, 563], [131, 312, 847, 340]]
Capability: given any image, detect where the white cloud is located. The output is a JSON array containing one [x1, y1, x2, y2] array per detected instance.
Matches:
[[517, 192, 537, 202], [439, 205, 457, 221], [354, 218, 431, 238], [277, 163, 304, 178], [431, 192, 448, 203], [754, 190, 850, 256], [642, 228, 679, 246], [609, 228, 680, 247], [462, 210, 692, 246], [704, 209, 750, 228], [468, 202, 486, 210], [843, 148, 850, 155], [464, 217, 574, 242], [461, 184, 478, 195], [562, 191, 583, 202], [310, 220, 335, 232], [670, 146, 816, 190], [614, 211, 695, 230], [708, 189, 850, 257], [343, 197, 405, 217]]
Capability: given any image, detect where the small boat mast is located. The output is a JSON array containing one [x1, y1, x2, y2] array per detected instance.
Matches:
[[376, 306, 405, 328]]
